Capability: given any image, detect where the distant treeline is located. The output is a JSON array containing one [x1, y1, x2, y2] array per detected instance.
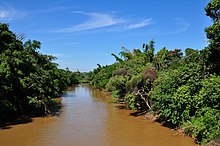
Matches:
[[0, 24, 78, 116], [89, 0, 220, 145]]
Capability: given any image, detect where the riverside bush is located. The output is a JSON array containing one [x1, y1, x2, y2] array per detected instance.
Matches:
[[183, 108, 220, 144]]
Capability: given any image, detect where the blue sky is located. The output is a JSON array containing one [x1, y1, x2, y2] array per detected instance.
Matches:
[[0, 0, 211, 72]]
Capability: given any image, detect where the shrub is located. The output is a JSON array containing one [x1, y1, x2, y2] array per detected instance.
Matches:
[[150, 62, 205, 127], [183, 108, 220, 144], [112, 68, 128, 76], [106, 75, 129, 100], [125, 93, 136, 109]]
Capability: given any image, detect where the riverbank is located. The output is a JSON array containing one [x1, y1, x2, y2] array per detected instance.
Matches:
[[99, 85, 220, 146]]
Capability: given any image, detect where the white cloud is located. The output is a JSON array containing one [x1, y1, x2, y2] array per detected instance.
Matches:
[[56, 11, 120, 33], [127, 18, 153, 29], [163, 18, 190, 35], [0, 5, 25, 21], [0, 10, 7, 18], [175, 18, 190, 32]]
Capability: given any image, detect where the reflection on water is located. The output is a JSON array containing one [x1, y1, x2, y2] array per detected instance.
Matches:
[[0, 85, 197, 146]]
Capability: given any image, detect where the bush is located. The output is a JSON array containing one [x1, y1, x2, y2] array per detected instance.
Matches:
[[112, 68, 128, 76], [196, 75, 220, 109], [150, 62, 205, 126], [183, 108, 220, 144], [106, 75, 129, 100], [125, 93, 136, 109]]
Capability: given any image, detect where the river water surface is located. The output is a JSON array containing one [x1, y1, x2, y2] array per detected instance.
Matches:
[[0, 85, 197, 146]]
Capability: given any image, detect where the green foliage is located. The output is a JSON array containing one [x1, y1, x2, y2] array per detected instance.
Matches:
[[151, 55, 220, 143], [205, 0, 220, 22], [91, 37, 220, 144], [0, 23, 78, 115], [28, 96, 44, 108], [91, 64, 116, 88], [74, 71, 90, 83], [153, 47, 169, 70], [183, 108, 220, 144], [106, 75, 129, 99], [124, 67, 156, 110], [196, 75, 220, 110], [125, 93, 136, 109], [126, 74, 143, 93], [153, 48, 184, 70], [90, 4, 220, 143], [205, 0, 220, 73], [185, 48, 199, 62], [143, 40, 155, 63], [91, 40, 157, 110], [111, 53, 123, 62], [119, 46, 133, 60], [150, 60, 206, 126], [112, 68, 128, 76]]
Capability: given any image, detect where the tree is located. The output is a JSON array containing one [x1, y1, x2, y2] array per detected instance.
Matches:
[[119, 46, 133, 60], [0, 23, 78, 115], [111, 53, 123, 62], [133, 48, 142, 57], [143, 40, 155, 63], [153, 47, 169, 70], [205, 0, 220, 73], [126, 67, 157, 110]]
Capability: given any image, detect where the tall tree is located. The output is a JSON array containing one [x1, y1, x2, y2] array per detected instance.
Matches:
[[143, 40, 155, 63], [153, 47, 169, 70], [205, 0, 220, 73], [0, 23, 78, 115], [119, 46, 133, 60], [111, 53, 123, 62]]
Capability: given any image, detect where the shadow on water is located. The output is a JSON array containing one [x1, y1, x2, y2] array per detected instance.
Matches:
[[129, 110, 147, 117], [115, 105, 127, 110], [61, 94, 76, 98], [0, 102, 63, 130], [114, 104, 147, 117], [47, 103, 63, 117], [0, 116, 33, 130]]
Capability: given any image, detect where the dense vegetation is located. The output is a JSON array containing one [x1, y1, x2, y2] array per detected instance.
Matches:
[[89, 0, 220, 145], [0, 24, 78, 117]]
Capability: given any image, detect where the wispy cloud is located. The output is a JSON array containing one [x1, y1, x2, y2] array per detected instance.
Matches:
[[0, 8, 10, 21], [175, 18, 190, 32], [0, 5, 25, 21], [55, 11, 121, 33], [127, 18, 153, 29], [163, 18, 190, 35], [0, 10, 7, 18]]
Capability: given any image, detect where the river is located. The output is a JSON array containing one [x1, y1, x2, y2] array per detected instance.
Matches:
[[0, 85, 197, 146]]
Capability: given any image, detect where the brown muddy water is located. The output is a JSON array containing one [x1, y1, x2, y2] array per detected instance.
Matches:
[[0, 85, 197, 146]]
